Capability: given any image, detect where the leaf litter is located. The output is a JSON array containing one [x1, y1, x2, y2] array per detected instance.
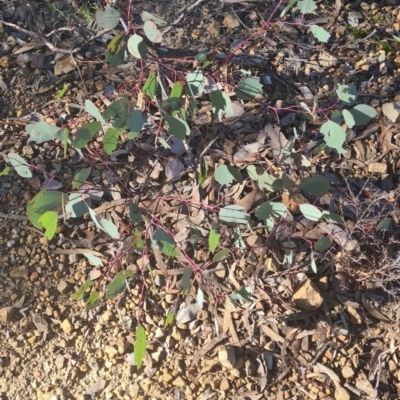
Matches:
[[1, 0, 400, 399]]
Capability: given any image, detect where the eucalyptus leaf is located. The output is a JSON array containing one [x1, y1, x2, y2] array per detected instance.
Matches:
[[219, 205, 250, 224], [8, 153, 32, 178], [298, 175, 330, 196], [214, 165, 242, 185]]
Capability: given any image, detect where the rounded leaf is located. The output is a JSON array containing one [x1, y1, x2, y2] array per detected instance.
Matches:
[[127, 34, 147, 59], [143, 20, 162, 43], [314, 236, 332, 251], [350, 104, 376, 126], [298, 175, 330, 196], [8, 153, 32, 178], [214, 165, 242, 185], [95, 7, 120, 29], [299, 204, 322, 221]]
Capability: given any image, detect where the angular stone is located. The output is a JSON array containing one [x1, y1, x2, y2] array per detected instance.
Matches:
[[292, 279, 323, 311], [218, 347, 236, 369], [60, 318, 74, 334], [341, 366, 355, 379], [335, 386, 350, 400], [0, 306, 14, 323], [382, 101, 400, 123], [10, 265, 29, 279]]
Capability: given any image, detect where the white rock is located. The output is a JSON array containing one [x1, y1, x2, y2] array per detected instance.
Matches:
[[382, 101, 400, 123]]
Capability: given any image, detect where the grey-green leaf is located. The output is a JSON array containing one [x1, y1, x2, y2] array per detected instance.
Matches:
[[298, 175, 330, 196], [219, 205, 250, 224], [143, 20, 162, 43], [214, 165, 243, 185], [236, 77, 263, 100], [8, 153, 32, 178], [349, 104, 376, 126], [85, 100, 106, 125], [299, 204, 322, 221], [95, 7, 120, 29], [25, 122, 64, 144], [127, 34, 147, 59], [164, 115, 190, 140], [310, 25, 330, 43]]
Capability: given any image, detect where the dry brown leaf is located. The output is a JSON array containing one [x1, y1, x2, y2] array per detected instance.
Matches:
[[265, 123, 287, 158], [236, 186, 261, 212], [318, 223, 358, 252], [362, 293, 391, 323], [261, 325, 285, 343], [190, 335, 227, 369], [233, 142, 265, 165]]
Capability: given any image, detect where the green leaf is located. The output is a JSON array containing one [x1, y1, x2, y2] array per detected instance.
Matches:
[[83, 253, 104, 267], [164, 115, 190, 140], [320, 120, 346, 154], [107, 34, 124, 57], [143, 20, 162, 43], [214, 165, 242, 185], [88, 206, 105, 233], [71, 121, 102, 149], [105, 47, 126, 67], [95, 6, 120, 29], [348, 104, 376, 126], [297, 0, 317, 14], [103, 97, 131, 120], [27, 192, 45, 229], [199, 157, 207, 185], [186, 71, 205, 96], [376, 217, 391, 231], [182, 268, 192, 295], [65, 192, 91, 218], [129, 201, 143, 223], [8, 153, 32, 178], [0, 166, 10, 176], [103, 127, 119, 154], [219, 205, 250, 224], [85, 99, 106, 125], [258, 172, 282, 192], [143, 70, 157, 98], [280, 0, 298, 17], [127, 34, 147, 59], [72, 167, 92, 189], [38, 211, 58, 240], [25, 121, 64, 144], [85, 291, 100, 311], [256, 201, 287, 220], [299, 204, 322, 221], [236, 77, 263, 100], [392, 34, 400, 43], [106, 270, 133, 300], [342, 109, 356, 128], [100, 218, 119, 239], [298, 175, 330, 196], [128, 109, 143, 139], [336, 83, 357, 106], [310, 25, 330, 43], [55, 82, 69, 101], [213, 248, 229, 263], [161, 97, 184, 114], [33, 190, 67, 214], [314, 236, 332, 251], [170, 82, 183, 98], [230, 286, 253, 302], [152, 228, 180, 257], [321, 211, 345, 225], [135, 326, 147, 369], [140, 11, 167, 26], [210, 90, 233, 121], [72, 280, 95, 301], [209, 222, 219, 253], [164, 310, 174, 328], [310, 250, 317, 273], [247, 165, 262, 180]]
